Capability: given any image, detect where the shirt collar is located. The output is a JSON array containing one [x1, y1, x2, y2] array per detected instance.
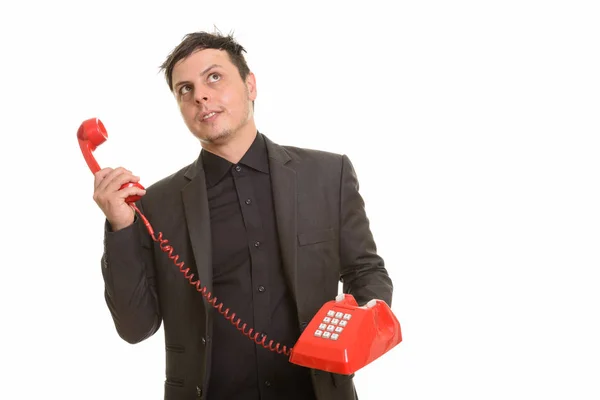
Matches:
[[201, 131, 269, 188]]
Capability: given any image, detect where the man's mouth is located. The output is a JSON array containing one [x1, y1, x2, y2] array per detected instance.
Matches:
[[201, 111, 219, 121]]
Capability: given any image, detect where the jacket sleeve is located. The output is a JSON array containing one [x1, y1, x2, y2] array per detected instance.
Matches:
[[100, 200, 162, 344], [338, 154, 394, 307]]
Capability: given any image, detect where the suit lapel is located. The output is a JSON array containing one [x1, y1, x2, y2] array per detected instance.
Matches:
[[264, 136, 298, 303], [181, 156, 213, 310]]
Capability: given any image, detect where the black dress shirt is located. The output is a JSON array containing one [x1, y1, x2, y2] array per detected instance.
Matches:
[[203, 132, 316, 400]]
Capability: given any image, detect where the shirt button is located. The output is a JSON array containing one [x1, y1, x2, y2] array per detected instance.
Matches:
[[245, 198, 252, 205], [258, 285, 266, 292], [235, 165, 242, 172], [264, 380, 271, 387], [254, 241, 260, 247]]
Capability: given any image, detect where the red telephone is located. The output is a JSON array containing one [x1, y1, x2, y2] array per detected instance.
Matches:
[[77, 118, 145, 203], [289, 294, 402, 374], [78, 117, 402, 375]]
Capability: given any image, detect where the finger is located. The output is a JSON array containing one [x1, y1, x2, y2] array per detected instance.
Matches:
[[95, 168, 124, 192], [115, 186, 146, 200], [96, 167, 136, 193], [93, 167, 114, 188], [95, 167, 125, 192], [106, 173, 141, 193]]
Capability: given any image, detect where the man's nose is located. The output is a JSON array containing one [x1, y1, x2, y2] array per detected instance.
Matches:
[[195, 92, 209, 104]]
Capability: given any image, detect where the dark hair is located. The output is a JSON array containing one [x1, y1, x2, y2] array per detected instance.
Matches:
[[159, 31, 251, 92]]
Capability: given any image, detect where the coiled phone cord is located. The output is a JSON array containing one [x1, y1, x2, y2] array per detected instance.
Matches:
[[130, 203, 292, 356]]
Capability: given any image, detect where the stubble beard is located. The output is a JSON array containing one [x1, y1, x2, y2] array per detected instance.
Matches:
[[201, 102, 253, 145], [204, 127, 233, 144]]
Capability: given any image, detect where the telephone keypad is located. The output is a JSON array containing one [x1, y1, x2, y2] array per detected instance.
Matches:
[[315, 309, 351, 339]]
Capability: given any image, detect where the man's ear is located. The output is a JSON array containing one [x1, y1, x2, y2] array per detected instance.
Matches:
[[246, 72, 257, 101]]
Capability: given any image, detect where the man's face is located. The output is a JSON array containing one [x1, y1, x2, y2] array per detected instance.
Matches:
[[171, 48, 256, 144]]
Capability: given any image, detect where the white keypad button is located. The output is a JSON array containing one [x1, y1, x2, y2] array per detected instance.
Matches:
[[319, 323, 327, 330], [339, 320, 347, 327], [331, 318, 339, 325], [326, 325, 335, 332], [331, 333, 339, 340], [323, 317, 331, 323], [343, 313, 352, 320], [314, 330, 323, 337], [335, 312, 344, 319], [335, 326, 343, 333], [327, 310, 335, 317], [322, 332, 331, 339]]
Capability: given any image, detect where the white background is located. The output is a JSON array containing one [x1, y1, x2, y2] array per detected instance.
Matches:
[[1, 0, 599, 399]]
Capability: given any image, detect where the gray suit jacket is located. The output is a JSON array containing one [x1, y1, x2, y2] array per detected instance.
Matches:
[[101, 133, 393, 400]]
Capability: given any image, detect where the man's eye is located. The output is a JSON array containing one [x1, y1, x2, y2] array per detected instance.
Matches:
[[208, 73, 220, 83], [180, 85, 191, 95]]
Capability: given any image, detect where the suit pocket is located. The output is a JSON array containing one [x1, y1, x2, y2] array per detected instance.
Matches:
[[165, 344, 186, 388], [165, 377, 184, 387], [166, 344, 185, 353], [298, 228, 335, 246]]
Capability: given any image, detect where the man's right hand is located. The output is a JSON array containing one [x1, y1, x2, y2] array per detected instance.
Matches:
[[93, 167, 146, 231]]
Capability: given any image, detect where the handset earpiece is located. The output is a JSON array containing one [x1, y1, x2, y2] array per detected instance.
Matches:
[[77, 118, 108, 151]]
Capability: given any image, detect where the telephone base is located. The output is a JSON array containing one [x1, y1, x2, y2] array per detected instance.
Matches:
[[289, 294, 402, 375]]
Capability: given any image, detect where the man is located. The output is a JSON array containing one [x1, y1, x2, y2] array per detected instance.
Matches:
[[93, 31, 393, 400]]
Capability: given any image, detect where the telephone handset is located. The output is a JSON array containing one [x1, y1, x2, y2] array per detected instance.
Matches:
[[77, 118, 145, 203], [78, 117, 402, 375]]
